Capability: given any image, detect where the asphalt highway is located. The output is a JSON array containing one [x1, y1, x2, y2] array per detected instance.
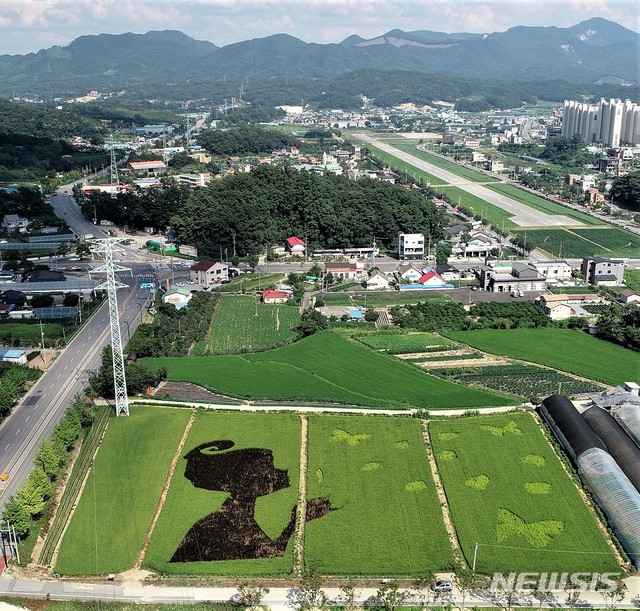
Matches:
[[0, 188, 153, 511]]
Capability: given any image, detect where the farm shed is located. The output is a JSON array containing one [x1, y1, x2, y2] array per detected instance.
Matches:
[[539, 395, 606, 462], [612, 404, 640, 447], [582, 407, 640, 493], [576, 447, 640, 568]]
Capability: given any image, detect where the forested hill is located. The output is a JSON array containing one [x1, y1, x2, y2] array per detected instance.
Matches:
[[167, 165, 446, 257]]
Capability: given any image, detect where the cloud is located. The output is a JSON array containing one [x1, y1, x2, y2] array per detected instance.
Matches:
[[0, 0, 636, 55]]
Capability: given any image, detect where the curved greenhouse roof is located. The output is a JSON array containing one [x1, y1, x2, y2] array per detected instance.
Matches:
[[577, 447, 640, 568], [612, 404, 640, 448], [539, 395, 606, 462], [583, 407, 640, 492]]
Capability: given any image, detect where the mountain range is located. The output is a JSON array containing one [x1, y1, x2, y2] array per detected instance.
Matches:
[[0, 17, 637, 97]]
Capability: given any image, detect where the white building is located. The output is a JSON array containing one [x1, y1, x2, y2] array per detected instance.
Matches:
[[562, 98, 640, 147], [529, 260, 573, 282], [398, 232, 425, 260]]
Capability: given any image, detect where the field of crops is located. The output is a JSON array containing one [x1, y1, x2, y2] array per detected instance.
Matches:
[[320, 292, 451, 307], [430, 413, 619, 574], [512, 227, 640, 259], [486, 184, 600, 225], [572, 228, 640, 258], [144, 412, 300, 576], [625, 269, 640, 291], [56, 407, 192, 575], [355, 332, 455, 354], [446, 328, 640, 386], [217, 273, 285, 293], [432, 365, 604, 398], [0, 322, 63, 342], [196, 295, 300, 355], [141, 331, 512, 409], [305, 415, 453, 575]]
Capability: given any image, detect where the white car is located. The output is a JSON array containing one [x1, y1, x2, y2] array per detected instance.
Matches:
[[431, 580, 453, 592]]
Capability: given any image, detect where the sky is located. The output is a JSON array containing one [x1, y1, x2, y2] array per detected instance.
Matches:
[[0, 0, 638, 55]]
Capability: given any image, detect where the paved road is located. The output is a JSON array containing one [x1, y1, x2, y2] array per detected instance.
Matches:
[[0, 187, 154, 511], [353, 133, 583, 228], [0, 574, 638, 609]]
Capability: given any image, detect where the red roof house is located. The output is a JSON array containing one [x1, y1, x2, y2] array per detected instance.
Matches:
[[262, 289, 290, 304], [285, 236, 306, 255], [418, 271, 446, 286]]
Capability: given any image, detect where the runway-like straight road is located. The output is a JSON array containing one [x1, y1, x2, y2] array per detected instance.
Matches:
[[353, 133, 582, 228], [0, 188, 153, 511]]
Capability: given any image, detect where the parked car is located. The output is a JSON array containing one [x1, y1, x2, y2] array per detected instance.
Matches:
[[431, 580, 453, 592]]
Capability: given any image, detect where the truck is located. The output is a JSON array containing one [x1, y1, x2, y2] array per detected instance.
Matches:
[[146, 240, 163, 249], [82, 234, 94, 240]]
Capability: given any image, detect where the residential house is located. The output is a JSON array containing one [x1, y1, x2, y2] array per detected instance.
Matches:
[[262, 289, 290, 304], [435, 263, 461, 281], [445, 225, 469, 242], [162, 288, 193, 310], [460, 232, 497, 258], [3, 214, 29, 233], [285, 237, 306, 256], [477, 262, 546, 292], [396, 263, 423, 283], [398, 232, 425, 260], [581, 257, 625, 286], [365, 270, 390, 290], [620, 290, 640, 307], [529, 260, 573, 283], [417, 270, 449, 288], [324, 261, 366, 281], [190, 260, 229, 287], [536, 293, 604, 319], [27, 270, 65, 282]]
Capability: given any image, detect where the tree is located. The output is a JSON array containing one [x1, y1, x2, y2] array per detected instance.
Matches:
[[595, 579, 626, 610], [76, 242, 92, 260], [610, 171, 640, 211], [339, 582, 359, 611], [16, 481, 46, 517], [289, 572, 329, 611], [374, 581, 410, 611], [26, 466, 52, 499], [235, 584, 270, 611], [31, 293, 54, 308], [364, 308, 378, 322], [64, 293, 80, 307], [436, 242, 452, 265], [2, 496, 31, 537], [454, 567, 477, 610], [35, 441, 64, 479], [294, 308, 328, 339]]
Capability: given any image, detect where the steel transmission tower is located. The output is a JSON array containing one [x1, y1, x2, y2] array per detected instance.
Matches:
[[109, 143, 119, 199], [92, 238, 132, 416]]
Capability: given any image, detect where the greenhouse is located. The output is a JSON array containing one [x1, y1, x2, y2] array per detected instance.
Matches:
[[577, 447, 640, 568], [539, 395, 605, 462], [612, 404, 640, 448], [583, 406, 640, 492]]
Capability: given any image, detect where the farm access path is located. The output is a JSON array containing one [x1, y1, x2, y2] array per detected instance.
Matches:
[[352, 133, 581, 228]]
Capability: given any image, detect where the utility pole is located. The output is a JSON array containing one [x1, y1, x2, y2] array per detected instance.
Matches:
[[91, 238, 133, 416]]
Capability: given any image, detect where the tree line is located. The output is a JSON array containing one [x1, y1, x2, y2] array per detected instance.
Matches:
[[84, 165, 447, 258]]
